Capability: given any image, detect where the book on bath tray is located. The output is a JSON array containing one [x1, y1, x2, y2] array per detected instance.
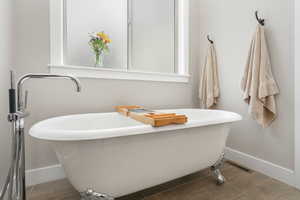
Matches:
[[115, 105, 188, 127]]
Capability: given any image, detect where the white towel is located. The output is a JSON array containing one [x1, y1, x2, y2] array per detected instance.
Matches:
[[241, 25, 279, 128], [199, 43, 220, 109]]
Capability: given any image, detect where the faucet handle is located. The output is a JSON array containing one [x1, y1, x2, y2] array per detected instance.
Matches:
[[19, 90, 30, 117], [24, 90, 29, 110]]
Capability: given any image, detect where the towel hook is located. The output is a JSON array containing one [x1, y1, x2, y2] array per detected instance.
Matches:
[[255, 11, 265, 26], [207, 35, 214, 44]]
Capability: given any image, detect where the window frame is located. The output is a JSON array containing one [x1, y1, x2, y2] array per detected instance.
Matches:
[[49, 0, 190, 83]]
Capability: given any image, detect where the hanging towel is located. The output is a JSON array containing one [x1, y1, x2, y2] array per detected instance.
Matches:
[[199, 43, 220, 109], [241, 25, 279, 128]]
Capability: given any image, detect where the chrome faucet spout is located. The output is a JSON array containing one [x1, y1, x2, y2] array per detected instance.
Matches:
[[17, 74, 81, 111]]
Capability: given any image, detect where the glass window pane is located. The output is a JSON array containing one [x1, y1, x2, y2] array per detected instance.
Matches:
[[129, 0, 175, 73], [64, 0, 125, 69]]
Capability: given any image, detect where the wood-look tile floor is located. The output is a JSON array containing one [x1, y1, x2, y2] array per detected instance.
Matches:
[[27, 163, 300, 200]]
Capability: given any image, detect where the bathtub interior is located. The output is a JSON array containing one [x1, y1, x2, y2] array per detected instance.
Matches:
[[34, 113, 143, 131]]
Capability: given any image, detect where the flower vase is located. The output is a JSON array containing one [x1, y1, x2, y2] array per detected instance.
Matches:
[[95, 53, 104, 67]]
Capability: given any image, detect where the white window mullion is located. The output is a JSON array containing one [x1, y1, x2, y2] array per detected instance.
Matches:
[[127, 0, 133, 70], [122, 0, 129, 71], [49, 0, 64, 65]]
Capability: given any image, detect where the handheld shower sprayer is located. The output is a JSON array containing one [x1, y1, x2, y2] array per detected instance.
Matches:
[[0, 71, 82, 200], [9, 71, 16, 114]]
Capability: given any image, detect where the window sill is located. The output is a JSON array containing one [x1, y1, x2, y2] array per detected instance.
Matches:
[[49, 65, 190, 83]]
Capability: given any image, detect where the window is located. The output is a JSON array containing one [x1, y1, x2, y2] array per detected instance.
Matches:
[[50, 0, 189, 82]]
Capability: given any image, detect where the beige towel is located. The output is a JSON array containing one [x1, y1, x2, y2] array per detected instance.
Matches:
[[199, 43, 220, 109], [241, 25, 279, 128]]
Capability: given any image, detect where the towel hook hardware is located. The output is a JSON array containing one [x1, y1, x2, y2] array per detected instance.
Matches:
[[207, 35, 214, 44], [255, 11, 265, 26]]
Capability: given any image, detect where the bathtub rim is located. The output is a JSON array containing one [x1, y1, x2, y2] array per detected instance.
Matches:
[[29, 109, 242, 141]]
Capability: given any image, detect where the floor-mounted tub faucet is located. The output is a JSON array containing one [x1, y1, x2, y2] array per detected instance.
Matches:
[[0, 71, 81, 200]]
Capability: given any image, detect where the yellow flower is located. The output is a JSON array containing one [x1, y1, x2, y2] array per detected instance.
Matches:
[[96, 32, 105, 39], [97, 32, 111, 43]]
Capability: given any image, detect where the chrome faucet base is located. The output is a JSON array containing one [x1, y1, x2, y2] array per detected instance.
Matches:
[[80, 189, 115, 200], [211, 152, 226, 185]]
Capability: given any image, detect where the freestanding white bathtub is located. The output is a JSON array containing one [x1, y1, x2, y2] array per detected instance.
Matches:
[[29, 109, 241, 199]]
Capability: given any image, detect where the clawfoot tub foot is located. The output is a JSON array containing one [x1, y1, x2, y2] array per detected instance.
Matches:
[[80, 189, 115, 200], [211, 168, 225, 185], [211, 152, 226, 185]]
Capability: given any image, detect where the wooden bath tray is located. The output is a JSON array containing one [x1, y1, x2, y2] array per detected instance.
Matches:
[[116, 106, 188, 127]]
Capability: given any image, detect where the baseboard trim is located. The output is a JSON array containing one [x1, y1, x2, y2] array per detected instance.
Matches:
[[26, 164, 65, 186], [225, 147, 296, 188], [26, 148, 297, 188]]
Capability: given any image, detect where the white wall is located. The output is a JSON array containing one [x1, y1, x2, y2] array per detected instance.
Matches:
[[198, 0, 294, 169], [13, 0, 200, 170], [0, 0, 13, 188], [294, 0, 300, 188]]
